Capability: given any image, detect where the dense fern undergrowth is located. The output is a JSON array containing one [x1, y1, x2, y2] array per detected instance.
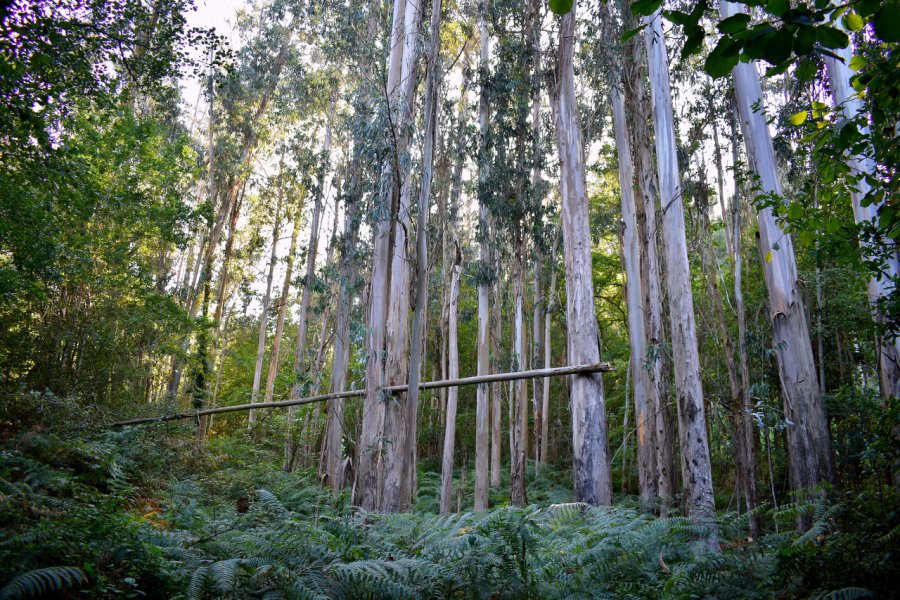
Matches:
[[1, 421, 898, 599]]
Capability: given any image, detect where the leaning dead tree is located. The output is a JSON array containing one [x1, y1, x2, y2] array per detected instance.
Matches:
[[103, 363, 615, 428]]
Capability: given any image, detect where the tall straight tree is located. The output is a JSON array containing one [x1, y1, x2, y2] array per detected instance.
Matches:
[[406, 0, 443, 509], [823, 37, 900, 399], [722, 0, 834, 526], [643, 8, 716, 524], [475, 0, 493, 508], [355, 0, 421, 511], [609, 62, 657, 511], [248, 176, 284, 427], [440, 247, 462, 515], [550, 7, 613, 506]]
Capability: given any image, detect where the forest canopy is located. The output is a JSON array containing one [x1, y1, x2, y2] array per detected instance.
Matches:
[[1, 0, 899, 597]]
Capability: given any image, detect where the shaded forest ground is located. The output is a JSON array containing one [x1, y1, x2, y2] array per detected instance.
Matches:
[[2, 415, 898, 599]]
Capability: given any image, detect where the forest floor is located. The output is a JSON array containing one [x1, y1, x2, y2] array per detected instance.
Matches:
[[1, 423, 898, 599]]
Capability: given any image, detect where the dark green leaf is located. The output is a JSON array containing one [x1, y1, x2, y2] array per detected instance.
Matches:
[[705, 38, 740, 78], [631, 0, 663, 17], [872, 4, 900, 42], [548, 0, 574, 16], [764, 27, 793, 65], [795, 60, 818, 81], [815, 26, 849, 49], [621, 24, 647, 42], [794, 25, 816, 54], [766, 0, 790, 18], [718, 14, 752, 34]]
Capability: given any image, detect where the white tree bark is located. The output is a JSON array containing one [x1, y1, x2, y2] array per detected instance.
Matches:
[[440, 252, 462, 515], [643, 9, 716, 523], [610, 77, 657, 510], [551, 9, 612, 506], [823, 35, 900, 399], [475, 0, 493, 510], [722, 0, 833, 523]]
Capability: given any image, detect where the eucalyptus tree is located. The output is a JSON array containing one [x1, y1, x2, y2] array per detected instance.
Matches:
[[642, 7, 716, 525], [355, 0, 424, 512], [722, 0, 834, 527], [549, 4, 613, 506]]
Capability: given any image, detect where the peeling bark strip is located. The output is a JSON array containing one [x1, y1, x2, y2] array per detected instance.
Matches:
[[722, 0, 834, 525], [643, 9, 716, 526], [103, 363, 614, 428], [551, 9, 613, 507]]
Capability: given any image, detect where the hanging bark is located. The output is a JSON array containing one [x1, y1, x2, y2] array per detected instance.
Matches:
[[550, 8, 613, 506], [643, 9, 716, 525], [722, 0, 834, 527], [440, 247, 462, 514], [355, 0, 422, 511], [475, 0, 493, 510]]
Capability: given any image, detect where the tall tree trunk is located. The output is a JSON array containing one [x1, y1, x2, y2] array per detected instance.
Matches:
[[510, 246, 528, 507], [551, 9, 612, 506], [440, 249, 462, 514], [475, 0, 493, 509], [407, 0, 443, 508], [490, 267, 503, 488], [624, 34, 675, 505], [284, 121, 330, 470], [529, 0, 544, 477], [697, 154, 759, 536], [723, 0, 834, 527], [355, 0, 421, 511], [540, 233, 559, 466], [248, 182, 284, 427], [643, 9, 716, 524], [326, 155, 361, 492], [823, 37, 900, 399], [610, 71, 657, 511], [379, 0, 423, 512]]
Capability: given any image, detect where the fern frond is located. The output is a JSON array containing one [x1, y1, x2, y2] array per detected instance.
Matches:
[[0, 566, 87, 600], [813, 587, 875, 600]]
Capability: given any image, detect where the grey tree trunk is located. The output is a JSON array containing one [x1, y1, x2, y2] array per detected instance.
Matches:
[[722, 0, 834, 526], [643, 9, 716, 524], [248, 185, 283, 427], [540, 233, 559, 466], [551, 9, 612, 506], [440, 251, 462, 514], [823, 36, 900, 399], [610, 75, 657, 510], [407, 0, 443, 509], [475, 0, 493, 509]]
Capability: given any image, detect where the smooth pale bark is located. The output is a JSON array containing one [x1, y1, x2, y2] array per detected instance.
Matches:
[[355, 0, 421, 511], [440, 253, 462, 515], [540, 234, 558, 466], [610, 78, 657, 510], [248, 188, 283, 427], [823, 38, 900, 399], [326, 159, 361, 493], [643, 9, 716, 523], [407, 0, 442, 508], [355, 0, 408, 510], [722, 1, 834, 521], [528, 0, 544, 476], [551, 9, 612, 506], [475, 0, 493, 507], [624, 37, 675, 504], [213, 184, 244, 326], [490, 269, 503, 488], [379, 0, 422, 512], [510, 255, 528, 507]]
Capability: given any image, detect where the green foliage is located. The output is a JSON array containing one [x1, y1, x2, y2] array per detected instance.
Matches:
[[0, 566, 88, 600]]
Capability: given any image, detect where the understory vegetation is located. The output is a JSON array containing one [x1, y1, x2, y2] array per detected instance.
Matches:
[[1, 423, 898, 599]]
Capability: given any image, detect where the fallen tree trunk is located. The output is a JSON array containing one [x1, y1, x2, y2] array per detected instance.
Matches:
[[104, 363, 615, 428]]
